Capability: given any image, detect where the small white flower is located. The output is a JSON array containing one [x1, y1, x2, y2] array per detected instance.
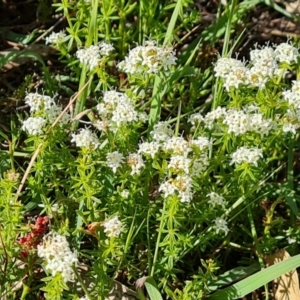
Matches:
[[45, 104, 70, 126], [231, 147, 263, 167], [37, 233, 78, 283], [159, 179, 177, 198], [188, 113, 204, 125], [214, 57, 245, 78], [275, 42, 299, 64], [168, 155, 190, 174], [190, 137, 212, 151], [111, 102, 139, 126], [120, 189, 130, 199], [248, 113, 273, 137], [250, 46, 276, 66], [99, 42, 114, 56], [25, 92, 55, 113], [76, 45, 101, 70], [106, 151, 124, 173], [138, 141, 160, 158], [223, 109, 250, 135], [204, 107, 226, 129], [283, 81, 300, 110], [138, 111, 148, 123], [150, 122, 173, 142], [71, 128, 99, 149], [103, 216, 122, 238], [174, 175, 193, 193], [163, 136, 191, 155], [246, 67, 269, 89], [282, 123, 297, 135], [45, 31, 66, 45], [207, 192, 226, 208], [118, 40, 177, 74], [127, 153, 145, 175], [178, 190, 193, 203], [97, 91, 140, 127], [22, 117, 46, 135], [190, 156, 210, 176], [214, 217, 229, 235], [287, 237, 297, 244]]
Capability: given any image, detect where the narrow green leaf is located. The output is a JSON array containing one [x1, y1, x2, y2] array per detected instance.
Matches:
[[163, 0, 182, 46], [207, 254, 300, 300]]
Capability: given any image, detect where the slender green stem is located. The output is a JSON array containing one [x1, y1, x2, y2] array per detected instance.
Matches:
[[150, 200, 167, 277], [222, 0, 236, 57], [72, 67, 88, 130], [247, 205, 268, 299], [102, 0, 111, 41], [147, 209, 152, 274], [74, 267, 92, 300], [287, 138, 296, 223], [118, 0, 126, 57]]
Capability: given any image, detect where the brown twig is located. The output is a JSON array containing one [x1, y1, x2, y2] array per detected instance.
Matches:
[[32, 15, 66, 44], [174, 24, 202, 50]]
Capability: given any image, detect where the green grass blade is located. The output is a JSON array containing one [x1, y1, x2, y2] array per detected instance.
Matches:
[[0, 52, 20, 68], [148, 75, 163, 130], [207, 263, 261, 292], [163, 0, 182, 46], [207, 254, 300, 300]]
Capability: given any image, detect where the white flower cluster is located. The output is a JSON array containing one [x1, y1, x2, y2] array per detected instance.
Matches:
[[275, 42, 299, 64], [189, 107, 273, 137], [76, 42, 114, 70], [106, 151, 145, 175], [96, 91, 144, 130], [71, 128, 99, 149], [117, 40, 177, 74], [106, 151, 124, 173], [103, 216, 122, 237], [231, 147, 263, 167], [138, 141, 161, 159], [283, 80, 300, 110], [207, 192, 226, 209], [138, 122, 211, 203], [25, 93, 54, 112], [37, 233, 78, 282], [168, 155, 190, 174], [22, 92, 70, 135], [280, 80, 300, 134], [22, 117, 47, 135], [150, 122, 174, 142], [214, 217, 229, 235], [45, 31, 66, 45], [120, 189, 130, 199], [127, 153, 145, 175], [159, 175, 193, 203], [215, 42, 299, 90]]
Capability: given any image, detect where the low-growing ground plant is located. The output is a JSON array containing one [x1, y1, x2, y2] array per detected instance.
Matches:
[[1, 0, 300, 300]]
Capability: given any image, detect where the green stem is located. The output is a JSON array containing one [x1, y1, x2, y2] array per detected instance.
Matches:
[[74, 267, 92, 300], [287, 138, 296, 224], [247, 205, 268, 299], [118, 0, 126, 57], [102, 0, 111, 41], [150, 199, 167, 277], [72, 67, 88, 130]]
